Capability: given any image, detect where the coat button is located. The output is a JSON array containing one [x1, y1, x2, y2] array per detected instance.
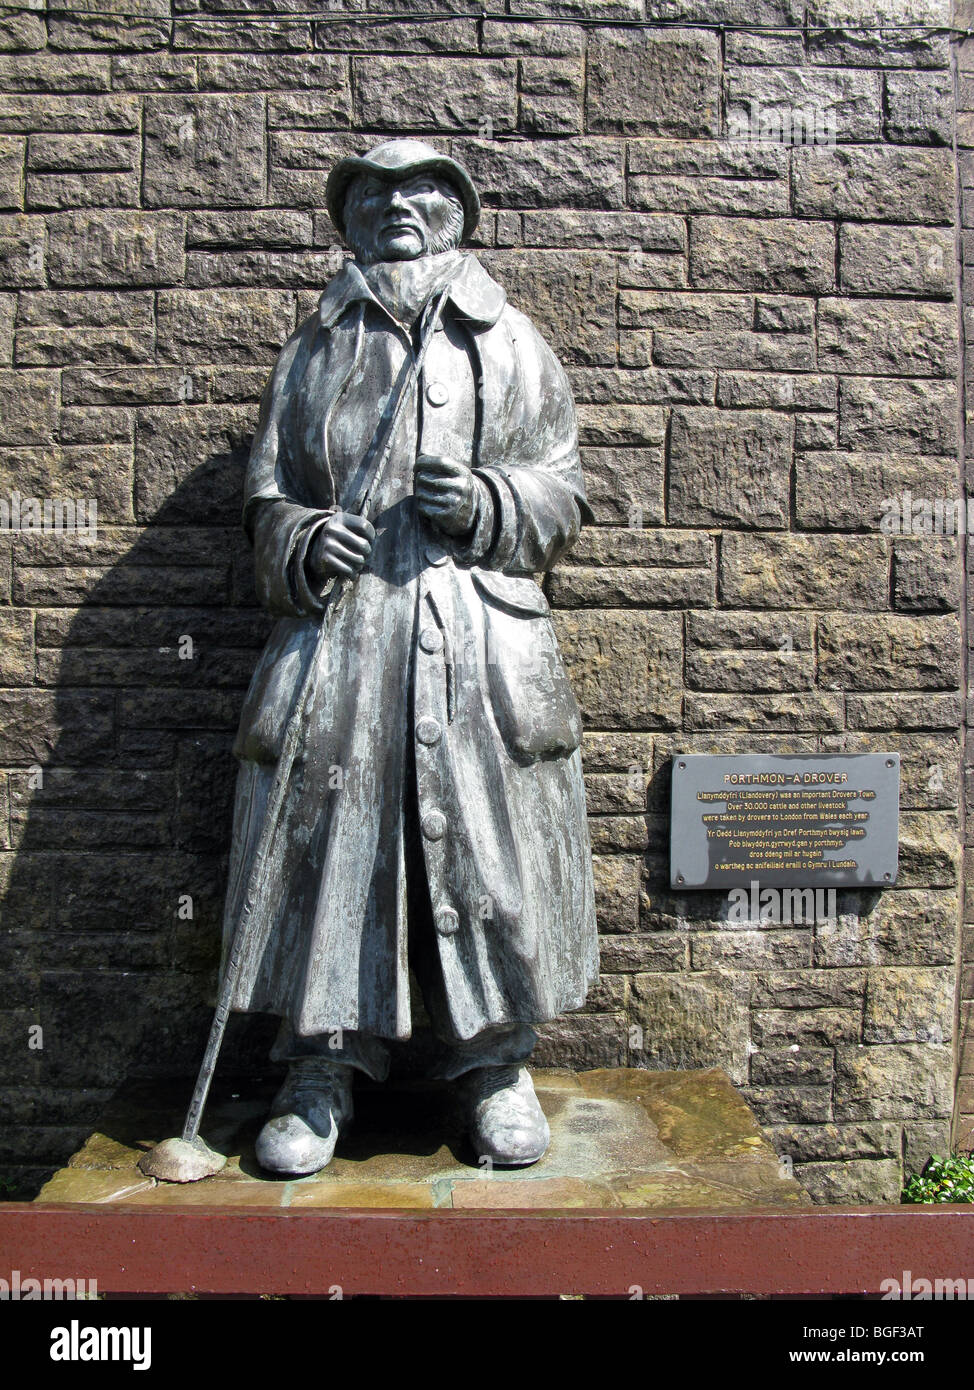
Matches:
[[426, 381, 449, 407], [422, 811, 447, 841], [419, 626, 444, 654], [435, 906, 459, 936], [416, 717, 442, 746], [424, 545, 448, 567]]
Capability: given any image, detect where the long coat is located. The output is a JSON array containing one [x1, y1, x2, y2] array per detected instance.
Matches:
[[222, 252, 599, 1043]]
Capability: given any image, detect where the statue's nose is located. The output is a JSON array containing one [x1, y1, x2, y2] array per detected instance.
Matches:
[[387, 188, 407, 208]]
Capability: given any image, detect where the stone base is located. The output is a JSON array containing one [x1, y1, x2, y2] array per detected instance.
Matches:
[[36, 1068, 809, 1210]]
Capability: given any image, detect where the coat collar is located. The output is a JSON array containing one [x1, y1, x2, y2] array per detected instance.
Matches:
[[317, 253, 507, 332]]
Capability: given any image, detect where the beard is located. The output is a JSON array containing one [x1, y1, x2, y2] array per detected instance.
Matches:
[[343, 193, 465, 265]]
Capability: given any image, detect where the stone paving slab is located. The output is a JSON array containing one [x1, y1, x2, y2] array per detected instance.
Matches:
[[36, 1068, 809, 1210]]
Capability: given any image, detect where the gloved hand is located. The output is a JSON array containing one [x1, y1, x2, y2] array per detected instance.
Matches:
[[414, 454, 478, 537], [307, 511, 376, 580]]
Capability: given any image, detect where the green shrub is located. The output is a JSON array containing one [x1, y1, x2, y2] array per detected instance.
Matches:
[[902, 1152, 974, 1204]]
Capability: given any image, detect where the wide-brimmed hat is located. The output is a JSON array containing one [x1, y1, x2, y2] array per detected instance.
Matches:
[[325, 139, 480, 242]]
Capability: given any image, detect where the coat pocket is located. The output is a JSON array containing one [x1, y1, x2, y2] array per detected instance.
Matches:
[[233, 616, 318, 764], [472, 570, 582, 764]]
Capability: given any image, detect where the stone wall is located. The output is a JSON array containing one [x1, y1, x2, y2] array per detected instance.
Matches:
[[955, 13, 974, 1171], [0, 0, 965, 1202]]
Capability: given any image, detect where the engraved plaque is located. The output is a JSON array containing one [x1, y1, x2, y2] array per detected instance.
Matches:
[[670, 754, 900, 890]]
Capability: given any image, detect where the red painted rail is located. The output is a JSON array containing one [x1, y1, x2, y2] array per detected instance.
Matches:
[[1, 1203, 973, 1297]]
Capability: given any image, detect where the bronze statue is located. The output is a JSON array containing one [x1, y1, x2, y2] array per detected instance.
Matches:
[[203, 140, 599, 1177]]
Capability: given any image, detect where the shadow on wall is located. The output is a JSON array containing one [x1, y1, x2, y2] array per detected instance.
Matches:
[[3, 445, 288, 1194]]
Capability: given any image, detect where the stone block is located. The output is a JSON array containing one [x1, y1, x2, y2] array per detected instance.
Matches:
[[549, 564, 712, 608], [143, 95, 266, 208], [112, 54, 198, 92], [0, 11, 45, 52], [0, 369, 57, 444], [885, 71, 952, 145], [576, 404, 666, 446], [864, 968, 954, 1044], [155, 289, 294, 366], [134, 404, 253, 525], [818, 297, 956, 377], [668, 407, 791, 527], [0, 610, 32, 686], [719, 532, 890, 610], [818, 613, 959, 691], [15, 289, 155, 367], [579, 446, 665, 525], [717, 371, 832, 411], [796, 1158, 902, 1204], [620, 289, 751, 332], [320, 18, 481, 55], [592, 854, 640, 933], [690, 930, 812, 971], [896, 810, 961, 888], [795, 451, 957, 531], [727, 63, 882, 142], [518, 58, 583, 135], [0, 54, 111, 94], [46, 210, 185, 287], [792, 145, 954, 223], [893, 538, 960, 612], [752, 1006, 861, 1048], [752, 969, 865, 1010], [554, 609, 682, 729], [629, 970, 750, 1084], [481, 20, 584, 58], [653, 329, 812, 372], [50, 12, 170, 52], [838, 377, 956, 455], [0, 690, 114, 765], [686, 609, 813, 692], [482, 250, 615, 365], [835, 1043, 954, 1121], [0, 442, 133, 522], [0, 135, 23, 210], [845, 693, 961, 731], [352, 57, 516, 133], [684, 692, 844, 733], [532, 1014, 627, 1069], [629, 138, 788, 216], [690, 216, 834, 293], [750, 1048, 834, 1087], [453, 136, 625, 210], [0, 213, 44, 287], [725, 31, 806, 66], [586, 28, 719, 137]]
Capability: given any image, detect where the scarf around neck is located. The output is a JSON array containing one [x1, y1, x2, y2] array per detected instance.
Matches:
[[360, 249, 464, 328]]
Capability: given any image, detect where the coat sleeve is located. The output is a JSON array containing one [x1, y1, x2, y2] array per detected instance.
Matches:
[[242, 323, 337, 618], [448, 309, 591, 576]]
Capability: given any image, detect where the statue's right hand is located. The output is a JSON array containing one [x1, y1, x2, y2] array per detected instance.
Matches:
[[308, 511, 375, 580]]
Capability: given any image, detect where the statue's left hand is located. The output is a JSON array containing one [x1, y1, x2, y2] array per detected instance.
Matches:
[[414, 454, 477, 537]]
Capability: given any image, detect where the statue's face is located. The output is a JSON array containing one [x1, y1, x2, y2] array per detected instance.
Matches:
[[343, 173, 464, 264]]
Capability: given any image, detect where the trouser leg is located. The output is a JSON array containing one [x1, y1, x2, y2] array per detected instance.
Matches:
[[270, 1019, 391, 1083]]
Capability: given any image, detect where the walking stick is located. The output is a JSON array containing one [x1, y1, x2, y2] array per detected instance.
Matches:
[[140, 283, 454, 1181]]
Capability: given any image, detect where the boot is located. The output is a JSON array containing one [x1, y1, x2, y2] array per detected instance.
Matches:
[[255, 1057, 353, 1176], [462, 1064, 550, 1167]]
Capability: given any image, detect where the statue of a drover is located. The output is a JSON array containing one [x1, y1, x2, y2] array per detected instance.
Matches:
[[223, 139, 599, 1175]]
